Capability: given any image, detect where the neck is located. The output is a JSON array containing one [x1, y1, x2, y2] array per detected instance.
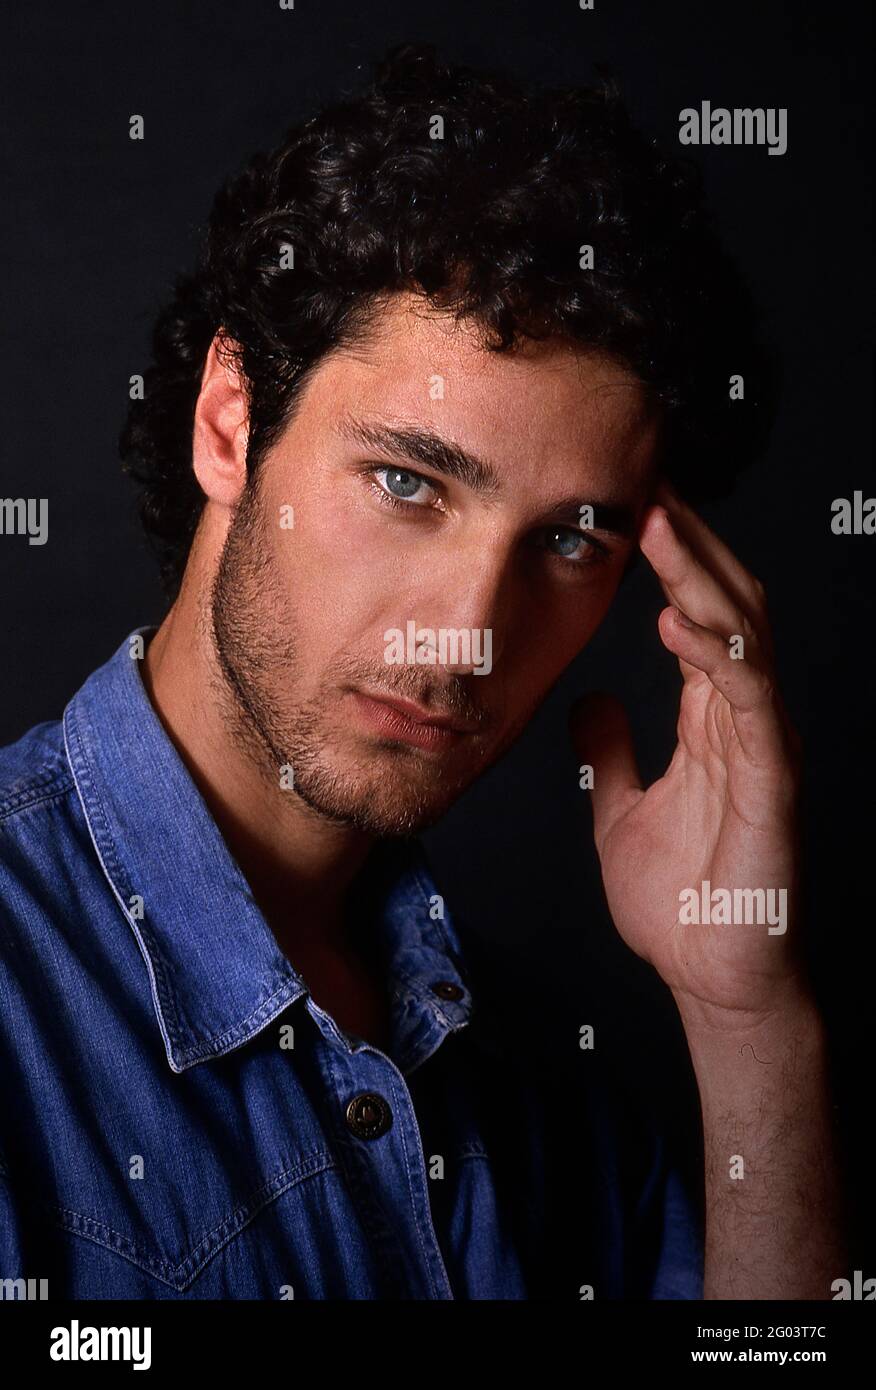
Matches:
[[140, 566, 375, 953]]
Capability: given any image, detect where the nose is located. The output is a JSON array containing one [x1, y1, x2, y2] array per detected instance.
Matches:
[[416, 538, 513, 675]]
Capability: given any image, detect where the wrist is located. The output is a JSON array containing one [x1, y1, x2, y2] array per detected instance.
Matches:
[[673, 980, 829, 1111], [672, 974, 821, 1044]]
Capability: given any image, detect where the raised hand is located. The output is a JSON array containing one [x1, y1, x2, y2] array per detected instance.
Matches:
[[571, 479, 806, 1022]]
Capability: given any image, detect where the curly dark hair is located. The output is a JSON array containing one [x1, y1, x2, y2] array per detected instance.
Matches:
[[120, 41, 775, 603]]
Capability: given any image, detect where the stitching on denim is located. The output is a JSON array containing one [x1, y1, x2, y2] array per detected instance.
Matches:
[[0, 776, 76, 824], [53, 1206, 177, 1284], [171, 976, 303, 1065], [62, 700, 185, 1056], [176, 1150, 337, 1284], [381, 1061, 445, 1297], [49, 1150, 337, 1291]]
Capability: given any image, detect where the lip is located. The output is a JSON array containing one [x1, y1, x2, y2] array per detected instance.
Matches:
[[347, 688, 479, 751]]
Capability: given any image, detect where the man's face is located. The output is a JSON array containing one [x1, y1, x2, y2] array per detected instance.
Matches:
[[210, 292, 659, 834]]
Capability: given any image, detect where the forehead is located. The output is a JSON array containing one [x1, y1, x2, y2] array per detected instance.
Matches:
[[298, 291, 660, 491]]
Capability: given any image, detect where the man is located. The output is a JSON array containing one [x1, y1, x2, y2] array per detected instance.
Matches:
[[0, 43, 844, 1299]]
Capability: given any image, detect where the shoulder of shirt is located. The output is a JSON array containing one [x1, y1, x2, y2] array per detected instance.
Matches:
[[0, 715, 74, 824]]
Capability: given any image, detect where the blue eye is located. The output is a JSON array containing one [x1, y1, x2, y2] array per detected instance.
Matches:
[[373, 466, 436, 506], [540, 526, 607, 565], [548, 528, 583, 557]]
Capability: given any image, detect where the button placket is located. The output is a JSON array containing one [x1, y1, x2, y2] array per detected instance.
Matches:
[[332, 1044, 455, 1300]]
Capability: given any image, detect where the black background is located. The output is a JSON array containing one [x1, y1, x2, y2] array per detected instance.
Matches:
[[1, 1, 873, 1263]]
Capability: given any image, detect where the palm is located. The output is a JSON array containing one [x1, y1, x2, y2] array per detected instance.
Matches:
[[573, 487, 802, 1017]]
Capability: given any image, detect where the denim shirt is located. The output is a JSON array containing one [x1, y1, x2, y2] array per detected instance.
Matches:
[[0, 628, 704, 1300]]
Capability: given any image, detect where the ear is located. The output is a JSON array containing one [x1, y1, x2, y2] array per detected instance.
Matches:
[[192, 333, 250, 506]]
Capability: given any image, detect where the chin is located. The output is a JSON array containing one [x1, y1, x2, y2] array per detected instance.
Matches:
[[298, 785, 452, 836], [290, 754, 472, 836]]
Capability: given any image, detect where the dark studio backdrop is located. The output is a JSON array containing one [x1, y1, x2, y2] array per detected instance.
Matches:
[[1, 1, 873, 1263]]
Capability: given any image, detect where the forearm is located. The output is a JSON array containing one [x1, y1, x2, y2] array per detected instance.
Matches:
[[676, 986, 847, 1300]]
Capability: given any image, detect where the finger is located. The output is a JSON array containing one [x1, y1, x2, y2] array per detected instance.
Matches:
[[569, 693, 643, 853], [640, 504, 752, 643], [657, 606, 786, 764], [654, 480, 773, 656]]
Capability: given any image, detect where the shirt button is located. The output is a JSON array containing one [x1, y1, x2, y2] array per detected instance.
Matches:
[[432, 980, 464, 1001], [345, 1092, 393, 1140]]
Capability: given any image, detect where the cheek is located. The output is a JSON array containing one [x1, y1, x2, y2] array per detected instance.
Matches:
[[304, 487, 425, 597], [274, 490, 407, 664]]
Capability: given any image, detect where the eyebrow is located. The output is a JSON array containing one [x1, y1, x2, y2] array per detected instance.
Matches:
[[338, 414, 501, 495], [539, 496, 638, 539], [336, 414, 637, 539]]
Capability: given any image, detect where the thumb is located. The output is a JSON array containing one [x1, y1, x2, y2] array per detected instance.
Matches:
[[569, 692, 642, 852]]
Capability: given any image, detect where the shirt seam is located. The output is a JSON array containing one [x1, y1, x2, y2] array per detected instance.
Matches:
[[0, 772, 76, 823], [61, 697, 187, 1067], [44, 1149, 339, 1291]]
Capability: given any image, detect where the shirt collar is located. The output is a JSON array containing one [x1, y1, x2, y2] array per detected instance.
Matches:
[[62, 626, 472, 1074]]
